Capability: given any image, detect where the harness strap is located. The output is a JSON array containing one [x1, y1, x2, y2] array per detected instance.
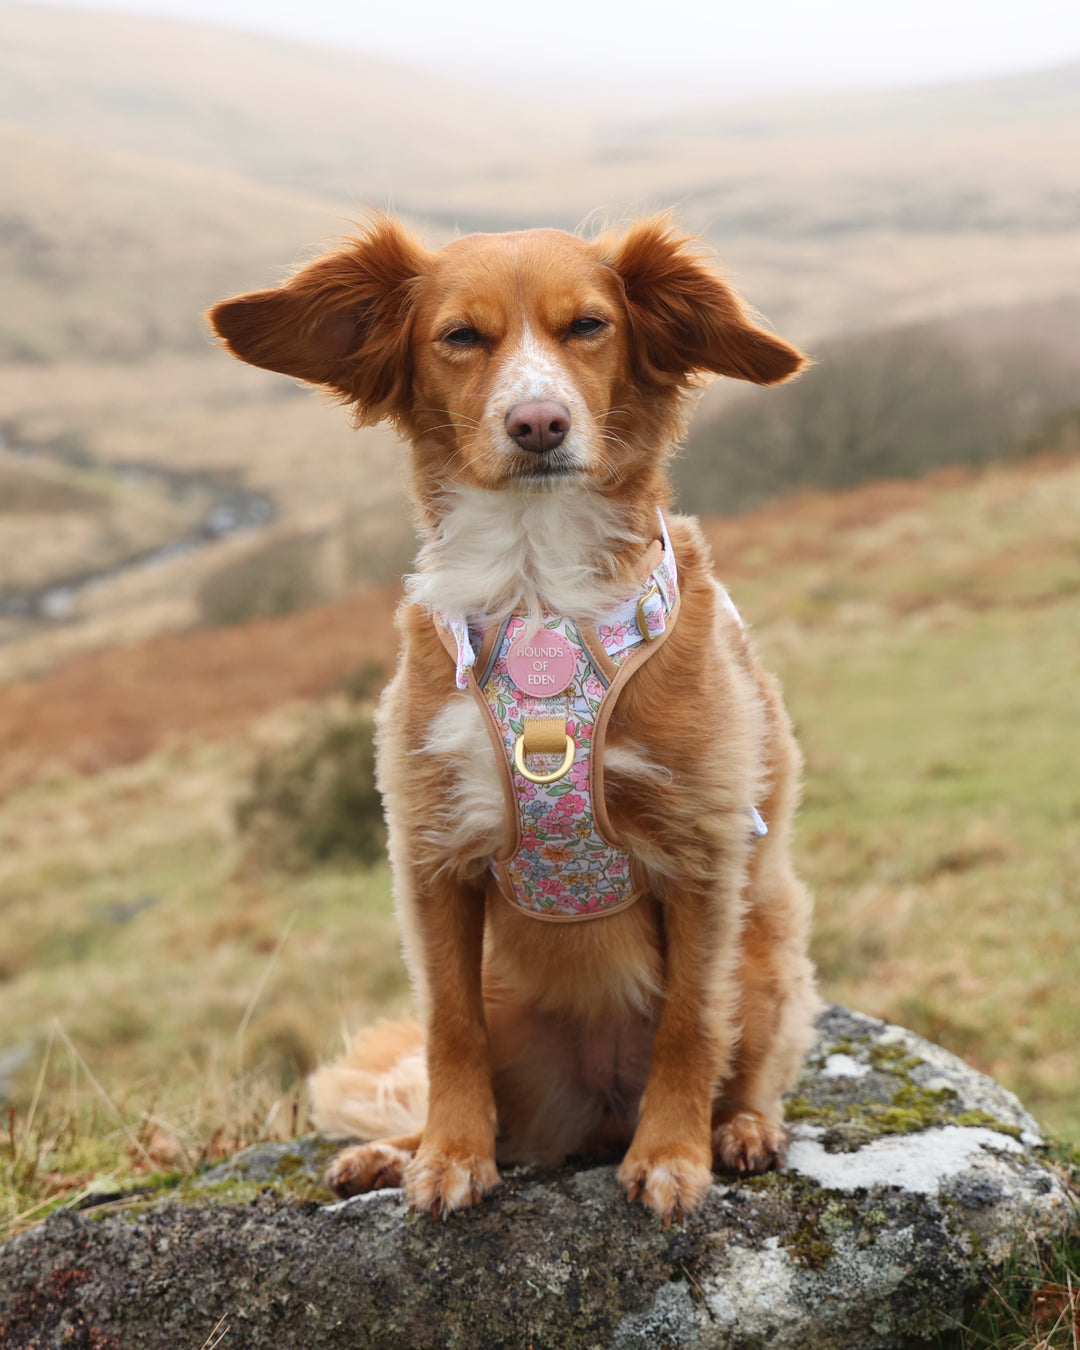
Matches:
[[521, 717, 568, 755], [429, 511, 766, 921]]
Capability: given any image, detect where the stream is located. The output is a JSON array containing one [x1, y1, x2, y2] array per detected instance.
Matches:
[[0, 431, 276, 624]]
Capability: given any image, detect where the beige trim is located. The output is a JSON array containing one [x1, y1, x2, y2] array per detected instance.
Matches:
[[577, 620, 618, 682], [492, 883, 647, 923], [431, 615, 520, 861], [590, 590, 682, 847], [633, 537, 664, 584], [431, 615, 459, 669], [469, 671, 521, 863]]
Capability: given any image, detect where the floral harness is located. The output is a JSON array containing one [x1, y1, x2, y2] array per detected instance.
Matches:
[[436, 514, 766, 922]]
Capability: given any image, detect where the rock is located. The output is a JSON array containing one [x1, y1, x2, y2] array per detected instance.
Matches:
[[0, 1006, 1075, 1350]]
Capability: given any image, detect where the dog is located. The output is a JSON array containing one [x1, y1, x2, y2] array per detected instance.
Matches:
[[209, 215, 819, 1223]]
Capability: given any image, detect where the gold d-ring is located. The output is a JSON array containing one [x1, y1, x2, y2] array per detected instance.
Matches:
[[513, 733, 576, 784], [636, 582, 662, 642]]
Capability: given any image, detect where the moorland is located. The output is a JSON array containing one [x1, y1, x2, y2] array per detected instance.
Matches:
[[1, 17, 1078, 1336]]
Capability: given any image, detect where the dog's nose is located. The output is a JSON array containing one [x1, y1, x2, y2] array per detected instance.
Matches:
[[505, 401, 571, 454]]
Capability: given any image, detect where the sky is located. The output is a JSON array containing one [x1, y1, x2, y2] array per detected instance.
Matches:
[[18, 0, 1080, 96]]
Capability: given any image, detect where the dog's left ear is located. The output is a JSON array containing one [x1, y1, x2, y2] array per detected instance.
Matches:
[[604, 218, 806, 387], [207, 215, 431, 425]]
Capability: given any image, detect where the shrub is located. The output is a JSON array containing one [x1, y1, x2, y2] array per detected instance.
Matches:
[[679, 323, 1080, 515], [199, 531, 327, 628], [236, 704, 385, 870]]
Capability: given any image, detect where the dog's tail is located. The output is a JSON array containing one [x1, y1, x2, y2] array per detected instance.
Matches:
[[307, 1018, 428, 1140]]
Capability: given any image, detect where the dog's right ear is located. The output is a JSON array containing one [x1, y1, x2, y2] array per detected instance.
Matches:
[[208, 215, 431, 425], [603, 217, 807, 389]]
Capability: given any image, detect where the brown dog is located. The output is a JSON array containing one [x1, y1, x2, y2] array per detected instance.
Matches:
[[210, 216, 818, 1222]]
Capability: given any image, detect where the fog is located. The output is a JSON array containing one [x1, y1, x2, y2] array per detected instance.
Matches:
[[15, 0, 1080, 98]]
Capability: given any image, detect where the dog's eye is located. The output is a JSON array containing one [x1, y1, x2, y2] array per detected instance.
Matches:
[[568, 317, 606, 337], [443, 326, 484, 347]]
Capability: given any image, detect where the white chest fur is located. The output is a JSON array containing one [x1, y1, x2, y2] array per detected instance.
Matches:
[[407, 485, 642, 626]]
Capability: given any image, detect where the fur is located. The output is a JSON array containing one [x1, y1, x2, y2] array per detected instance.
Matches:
[[209, 214, 820, 1222]]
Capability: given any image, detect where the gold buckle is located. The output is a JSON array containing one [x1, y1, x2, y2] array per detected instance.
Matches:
[[513, 733, 576, 784], [636, 582, 662, 642]]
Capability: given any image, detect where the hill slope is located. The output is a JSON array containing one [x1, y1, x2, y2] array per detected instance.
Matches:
[[2, 6, 1079, 678], [0, 449, 1077, 1174], [1, 3, 1078, 338], [0, 121, 350, 362], [0, 1, 571, 204]]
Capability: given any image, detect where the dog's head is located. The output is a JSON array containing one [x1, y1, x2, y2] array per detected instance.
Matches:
[[210, 215, 805, 500]]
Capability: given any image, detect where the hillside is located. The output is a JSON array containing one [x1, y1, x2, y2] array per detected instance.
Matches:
[[1, 450, 1078, 1254], [1, 5, 1079, 678], [0, 120, 353, 362], [0, 122, 411, 674], [0, 1, 572, 205], [3, 8, 1078, 340], [677, 297, 1080, 514]]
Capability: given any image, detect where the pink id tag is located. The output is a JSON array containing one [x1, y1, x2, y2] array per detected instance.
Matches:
[[506, 631, 576, 696]]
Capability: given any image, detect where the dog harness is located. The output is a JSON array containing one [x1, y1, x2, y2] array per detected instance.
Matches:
[[436, 513, 765, 923]]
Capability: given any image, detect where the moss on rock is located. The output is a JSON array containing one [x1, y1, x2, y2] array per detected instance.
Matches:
[[0, 1006, 1073, 1350]]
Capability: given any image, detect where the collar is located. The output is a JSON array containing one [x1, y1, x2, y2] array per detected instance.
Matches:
[[442, 508, 678, 690]]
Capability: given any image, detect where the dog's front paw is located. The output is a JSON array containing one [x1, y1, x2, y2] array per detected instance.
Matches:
[[325, 1140, 414, 1198], [713, 1109, 788, 1174], [617, 1147, 712, 1225], [403, 1146, 500, 1218]]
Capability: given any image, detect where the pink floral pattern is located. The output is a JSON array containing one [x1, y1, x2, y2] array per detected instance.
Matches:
[[444, 509, 681, 920], [482, 615, 635, 918]]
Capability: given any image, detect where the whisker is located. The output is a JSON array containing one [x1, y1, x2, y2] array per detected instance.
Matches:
[[414, 406, 482, 430], [420, 422, 481, 437], [592, 441, 628, 488]]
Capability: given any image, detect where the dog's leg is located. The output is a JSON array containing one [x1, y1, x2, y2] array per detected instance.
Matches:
[[402, 876, 501, 1217], [712, 898, 819, 1174], [711, 1106, 788, 1174], [325, 1132, 422, 1196], [616, 888, 730, 1223]]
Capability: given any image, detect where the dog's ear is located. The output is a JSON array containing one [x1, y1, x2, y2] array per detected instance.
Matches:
[[604, 217, 806, 388], [208, 215, 431, 425]]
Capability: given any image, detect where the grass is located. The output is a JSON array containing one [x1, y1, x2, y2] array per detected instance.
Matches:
[[0, 355, 412, 677], [0, 709, 407, 1241], [0, 451, 1077, 1350], [706, 455, 1080, 1142], [954, 1145, 1080, 1349]]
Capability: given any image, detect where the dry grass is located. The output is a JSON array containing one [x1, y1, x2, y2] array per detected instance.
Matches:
[[0, 3, 568, 208], [0, 708, 406, 1240], [0, 587, 399, 796], [0, 354, 412, 675], [711, 453, 1080, 1141], [0, 451, 208, 593]]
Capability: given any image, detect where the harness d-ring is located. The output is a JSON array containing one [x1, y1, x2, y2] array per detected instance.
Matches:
[[514, 733, 576, 784], [636, 582, 662, 642]]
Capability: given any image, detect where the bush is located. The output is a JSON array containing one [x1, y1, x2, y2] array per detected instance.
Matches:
[[679, 323, 1080, 515], [236, 704, 385, 870], [198, 513, 415, 630], [199, 531, 327, 628], [1011, 405, 1080, 459]]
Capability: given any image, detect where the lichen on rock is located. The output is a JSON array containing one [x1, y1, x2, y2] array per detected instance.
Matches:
[[0, 1005, 1075, 1350]]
